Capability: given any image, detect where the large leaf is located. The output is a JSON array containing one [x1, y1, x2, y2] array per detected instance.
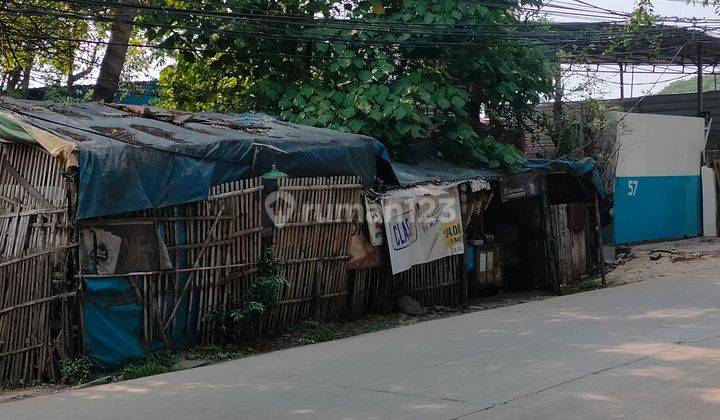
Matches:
[[348, 119, 364, 132], [339, 107, 357, 119], [292, 96, 307, 108], [450, 96, 466, 109], [376, 85, 390, 102], [393, 106, 407, 120], [358, 70, 373, 82], [436, 97, 451, 110]]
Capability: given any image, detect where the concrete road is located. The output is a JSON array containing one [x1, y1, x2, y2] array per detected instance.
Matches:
[[5, 268, 720, 420]]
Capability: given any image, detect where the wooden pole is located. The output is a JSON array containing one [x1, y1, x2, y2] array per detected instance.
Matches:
[[593, 190, 607, 287], [312, 262, 323, 320], [541, 180, 561, 295], [459, 183, 469, 307]]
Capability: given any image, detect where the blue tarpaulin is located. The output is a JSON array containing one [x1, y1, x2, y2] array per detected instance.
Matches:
[[524, 157, 605, 198], [83, 278, 145, 367], [0, 100, 389, 219]]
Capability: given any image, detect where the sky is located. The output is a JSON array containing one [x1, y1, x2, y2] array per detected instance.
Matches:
[[551, 0, 720, 99]]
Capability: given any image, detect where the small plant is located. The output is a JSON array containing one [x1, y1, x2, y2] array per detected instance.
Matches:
[[230, 248, 289, 322], [121, 351, 179, 380], [576, 278, 605, 292], [60, 356, 94, 385], [204, 248, 289, 338], [183, 345, 249, 363], [292, 321, 338, 344]]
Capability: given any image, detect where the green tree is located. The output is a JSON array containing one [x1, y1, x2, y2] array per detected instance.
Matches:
[[658, 76, 720, 95], [0, 0, 100, 92], [1, 0, 158, 98], [149, 0, 554, 169]]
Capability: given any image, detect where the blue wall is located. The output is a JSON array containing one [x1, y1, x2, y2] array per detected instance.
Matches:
[[614, 176, 702, 244]]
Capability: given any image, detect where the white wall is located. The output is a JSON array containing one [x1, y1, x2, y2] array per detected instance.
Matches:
[[702, 166, 718, 237], [612, 112, 706, 178]]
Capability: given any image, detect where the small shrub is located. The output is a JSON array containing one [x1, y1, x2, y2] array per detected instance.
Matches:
[[183, 345, 248, 363], [292, 321, 338, 343], [60, 356, 93, 385], [229, 248, 288, 323], [204, 248, 289, 340], [122, 351, 179, 380], [577, 278, 604, 292]]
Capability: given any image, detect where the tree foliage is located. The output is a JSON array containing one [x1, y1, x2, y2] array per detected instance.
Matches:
[[658, 76, 719, 95], [0, 0, 159, 97], [149, 0, 555, 169], [0, 0, 98, 92]]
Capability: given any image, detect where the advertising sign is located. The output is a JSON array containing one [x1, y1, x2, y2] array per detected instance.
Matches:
[[382, 185, 464, 274]]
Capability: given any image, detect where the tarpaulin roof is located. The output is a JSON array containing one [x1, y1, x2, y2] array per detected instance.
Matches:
[[389, 141, 505, 186], [392, 154, 604, 198], [0, 98, 389, 219], [392, 157, 505, 185], [525, 157, 605, 199]]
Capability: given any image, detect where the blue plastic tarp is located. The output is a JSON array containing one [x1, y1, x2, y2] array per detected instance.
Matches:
[[83, 278, 144, 368], [0, 100, 389, 219], [525, 157, 605, 198]]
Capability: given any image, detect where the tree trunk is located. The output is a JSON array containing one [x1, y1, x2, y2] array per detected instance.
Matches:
[[5, 69, 21, 92], [467, 82, 482, 130], [19, 56, 34, 98], [92, 0, 138, 102]]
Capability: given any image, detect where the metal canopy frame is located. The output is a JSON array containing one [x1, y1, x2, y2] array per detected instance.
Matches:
[[549, 22, 720, 114]]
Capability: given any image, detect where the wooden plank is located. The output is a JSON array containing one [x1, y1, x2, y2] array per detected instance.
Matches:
[[0, 159, 56, 210], [0, 292, 76, 315], [594, 190, 607, 287], [0, 243, 77, 268]]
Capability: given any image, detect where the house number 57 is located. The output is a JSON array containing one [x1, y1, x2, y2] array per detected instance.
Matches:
[[628, 180, 639, 197]]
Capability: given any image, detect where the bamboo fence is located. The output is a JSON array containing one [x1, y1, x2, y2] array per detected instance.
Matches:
[[0, 139, 472, 383], [350, 255, 463, 314], [0, 142, 74, 384], [264, 176, 363, 331], [79, 178, 264, 347]]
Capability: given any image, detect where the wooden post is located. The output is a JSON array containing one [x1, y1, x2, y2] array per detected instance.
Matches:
[[459, 183, 469, 307], [593, 190, 607, 287], [461, 253, 469, 307], [312, 261, 323, 320], [541, 180, 561, 295]]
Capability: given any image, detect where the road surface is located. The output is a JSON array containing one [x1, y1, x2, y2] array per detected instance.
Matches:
[[4, 267, 720, 419]]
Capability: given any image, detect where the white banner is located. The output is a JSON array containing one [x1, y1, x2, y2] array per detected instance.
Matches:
[[382, 185, 464, 274]]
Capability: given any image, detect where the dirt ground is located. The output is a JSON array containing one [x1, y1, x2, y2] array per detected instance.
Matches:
[[0, 384, 67, 404], [607, 237, 720, 285]]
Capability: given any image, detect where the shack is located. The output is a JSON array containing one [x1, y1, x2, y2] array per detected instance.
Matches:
[[0, 98, 389, 382], [0, 98, 603, 385], [352, 150, 604, 309]]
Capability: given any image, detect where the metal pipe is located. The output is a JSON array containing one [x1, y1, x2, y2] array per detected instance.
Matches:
[[698, 44, 704, 115]]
